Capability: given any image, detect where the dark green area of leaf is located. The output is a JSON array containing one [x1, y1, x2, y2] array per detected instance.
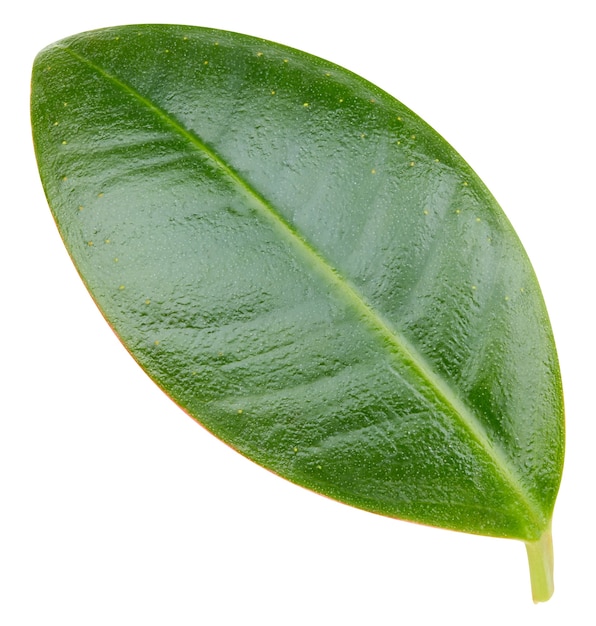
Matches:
[[31, 25, 564, 542]]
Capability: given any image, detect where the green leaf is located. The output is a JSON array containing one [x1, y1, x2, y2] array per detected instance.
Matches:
[[31, 24, 564, 602]]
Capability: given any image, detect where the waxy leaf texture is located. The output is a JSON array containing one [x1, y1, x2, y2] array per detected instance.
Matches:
[[31, 25, 564, 601]]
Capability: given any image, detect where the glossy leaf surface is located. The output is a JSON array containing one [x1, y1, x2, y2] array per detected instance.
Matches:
[[31, 25, 564, 600]]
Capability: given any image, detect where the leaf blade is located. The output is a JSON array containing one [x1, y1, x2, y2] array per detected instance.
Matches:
[[31, 25, 564, 545]]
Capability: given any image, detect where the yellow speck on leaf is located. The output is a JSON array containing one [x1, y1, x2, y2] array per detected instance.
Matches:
[[463, 181, 469, 186], [472, 285, 477, 291], [409, 161, 415, 167], [237, 409, 243, 415], [62, 176, 68, 182], [87, 241, 93, 246], [204, 60, 209, 65], [423, 209, 429, 215], [476, 217, 481, 222], [256, 51, 263, 57], [303, 102, 309, 107], [154, 340, 160, 346], [98, 192, 104, 198], [371, 169, 376, 174], [145, 299, 151, 305], [119, 285, 125, 290]]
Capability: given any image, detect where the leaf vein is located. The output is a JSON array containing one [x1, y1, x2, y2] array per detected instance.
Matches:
[[60, 43, 545, 529]]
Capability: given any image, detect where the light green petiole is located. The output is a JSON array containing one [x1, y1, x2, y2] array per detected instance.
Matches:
[[525, 524, 554, 603]]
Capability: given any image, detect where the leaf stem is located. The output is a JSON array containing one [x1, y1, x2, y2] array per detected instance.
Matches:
[[525, 524, 554, 603]]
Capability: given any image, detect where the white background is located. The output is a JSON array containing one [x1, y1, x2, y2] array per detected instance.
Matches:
[[2, 1, 593, 623]]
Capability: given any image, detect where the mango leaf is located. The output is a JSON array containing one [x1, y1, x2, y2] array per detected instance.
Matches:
[[31, 24, 564, 602]]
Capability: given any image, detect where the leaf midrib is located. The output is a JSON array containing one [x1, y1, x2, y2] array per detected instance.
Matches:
[[59, 43, 545, 531]]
